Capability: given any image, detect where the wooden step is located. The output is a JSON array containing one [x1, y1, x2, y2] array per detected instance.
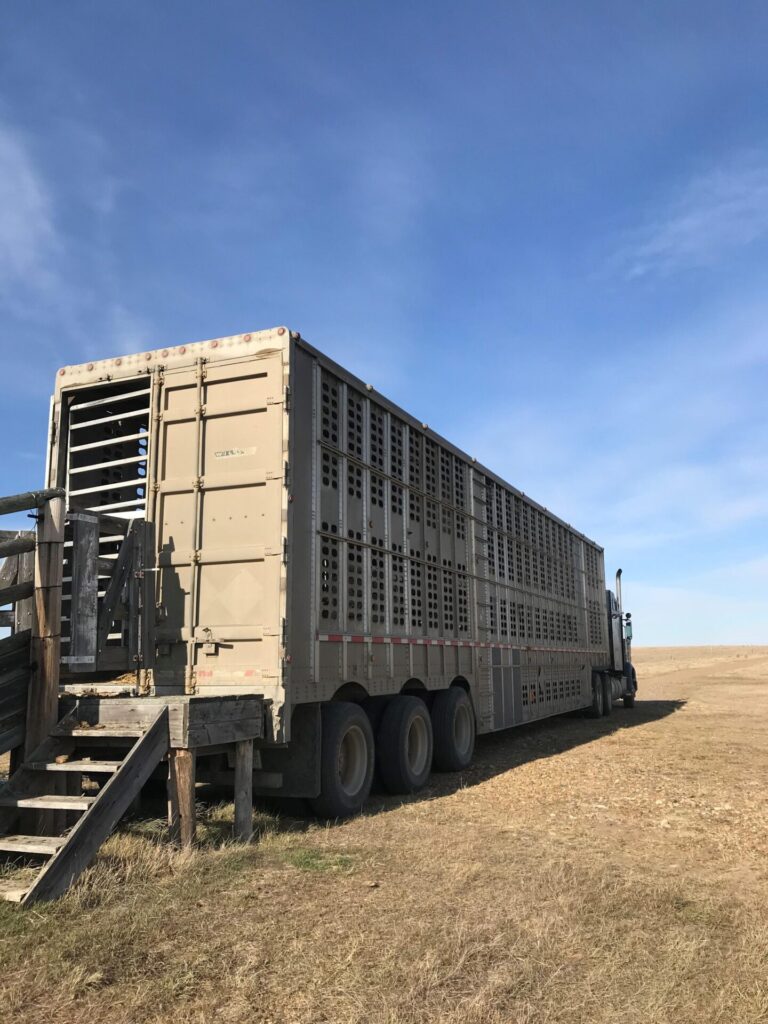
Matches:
[[1, 705, 170, 906], [0, 835, 66, 855], [24, 759, 121, 774], [0, 794, 96, 811], [0, 886, 28, 903], [55, 726, 145, 739]]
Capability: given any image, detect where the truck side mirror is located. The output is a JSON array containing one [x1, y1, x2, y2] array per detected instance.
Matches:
[[625, 622, 633, 640]]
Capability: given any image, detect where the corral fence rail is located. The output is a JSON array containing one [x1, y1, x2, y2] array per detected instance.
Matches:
[[0, 489, 65, 766]]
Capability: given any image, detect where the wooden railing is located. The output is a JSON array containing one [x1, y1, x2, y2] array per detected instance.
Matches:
[[0, 489, 65, 762]]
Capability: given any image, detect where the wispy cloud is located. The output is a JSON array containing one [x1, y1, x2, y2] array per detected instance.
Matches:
[[0, 118, 157, 387], [0, 124, 57, 291], [618, 152, 768, 278]]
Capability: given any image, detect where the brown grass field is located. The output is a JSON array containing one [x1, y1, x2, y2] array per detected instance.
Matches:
[[1, 646, 767, 1023]]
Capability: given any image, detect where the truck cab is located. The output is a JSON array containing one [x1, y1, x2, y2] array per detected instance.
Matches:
[[605, 573, 637, 708]]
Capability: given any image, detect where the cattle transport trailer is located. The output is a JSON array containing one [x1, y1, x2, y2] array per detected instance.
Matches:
[[0, 326, 636, 901]]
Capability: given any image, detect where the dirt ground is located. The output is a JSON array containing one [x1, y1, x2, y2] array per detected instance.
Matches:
[[1, 646, 767, 1023]]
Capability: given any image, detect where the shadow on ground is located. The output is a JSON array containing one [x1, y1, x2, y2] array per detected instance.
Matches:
[[367, 697, 685, 814], [177, 697, 686, 841]]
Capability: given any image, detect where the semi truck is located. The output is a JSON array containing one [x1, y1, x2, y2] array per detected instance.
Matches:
[[0, 325, 637, 901], [49, 325, 636, 810]]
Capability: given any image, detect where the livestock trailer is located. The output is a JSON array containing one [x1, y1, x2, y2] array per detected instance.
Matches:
[[0, 326, 636, 901]]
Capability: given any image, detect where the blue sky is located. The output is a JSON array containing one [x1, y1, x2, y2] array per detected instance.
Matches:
[[0, 2, 766, 644]]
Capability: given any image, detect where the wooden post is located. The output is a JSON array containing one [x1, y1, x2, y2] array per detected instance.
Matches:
[[234, 738, 254, 842], [8, 544, 34, 775], [0, 488, 64, 517], [68, 514, 99, 670], [14, 545, 35, 633], [168, 748, 196, 848], [24, 495, 65, 759]]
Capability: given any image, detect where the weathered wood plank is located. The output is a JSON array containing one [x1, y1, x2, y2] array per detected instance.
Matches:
[[0, 554, 18, 587], [0, 535, 36, 558], [0, 722, 25, 757], [20, 707, 170, 905], [188, 717, 264, 748], [60, 726, 146, 738], [0, 835, 64, 855], [25, 636, 61, 756], [0, 794, 94, 811], [0, 886, 28, 903], [137, 519, 155, 674], [0, 581, 34, 606], [24, 494, 64, 759], [0, 647, 31, 678], [0, 489, 64, 516], [0, 629, 31, 656], [168, 748, 196, 848], [96, 523, 134, 656], [0, 676, 28, 717], [14, 548, 35, 632], [0, 660, 30, 685], [33, 545, 63, 638], [66, 695, 263, 749], [234, 738, 254, 842], [24, 759, 120, 774], [68, 515, 99, 667]]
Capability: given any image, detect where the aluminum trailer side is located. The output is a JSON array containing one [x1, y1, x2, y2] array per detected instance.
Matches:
[[49, 326, 636, 815]]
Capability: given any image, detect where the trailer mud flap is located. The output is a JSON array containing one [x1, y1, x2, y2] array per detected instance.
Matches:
[[255, 702, 321, 798]]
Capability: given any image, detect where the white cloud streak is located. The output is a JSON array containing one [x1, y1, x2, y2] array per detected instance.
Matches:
[[0, 125, 57, 290], [618, 152, 768, 278]]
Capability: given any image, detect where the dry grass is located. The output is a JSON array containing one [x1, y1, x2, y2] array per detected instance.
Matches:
[[1, 646, 768, 1023]]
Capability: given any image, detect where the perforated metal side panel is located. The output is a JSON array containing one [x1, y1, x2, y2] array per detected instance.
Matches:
[[294, 346, 607, 732]]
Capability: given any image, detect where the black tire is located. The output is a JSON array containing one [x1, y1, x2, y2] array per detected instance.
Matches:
[[431, 687, 475, 771], [376, 696, 434, 794], [309, 701, 375, 819], [601, 674, 612, 716], [624, 666, 637, 707], [587, 676, 604, 718]]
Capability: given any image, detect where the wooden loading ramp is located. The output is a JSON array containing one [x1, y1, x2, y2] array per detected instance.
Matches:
[[0, 704, 169, 905], [0, 693, 264, 905]]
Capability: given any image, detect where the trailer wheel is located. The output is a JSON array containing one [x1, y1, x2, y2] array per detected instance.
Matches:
[[588, 676, 604, 718], [310, 701, 374, 819], [601, 674, 613, 716], [376, 696, 433, 794], [623, 666, 637, 708], [431, 687, 475, 771]]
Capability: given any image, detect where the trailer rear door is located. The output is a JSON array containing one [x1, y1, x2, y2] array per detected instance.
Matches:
[[153, 347, 289, 702]]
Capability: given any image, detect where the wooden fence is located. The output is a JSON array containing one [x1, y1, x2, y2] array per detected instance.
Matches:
[[0, 489, 65, 763]]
